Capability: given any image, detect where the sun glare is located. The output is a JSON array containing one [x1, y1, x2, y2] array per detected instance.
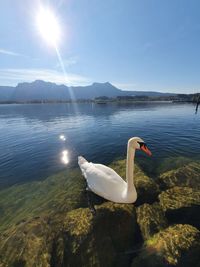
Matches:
[[36, 7, 61, 46], [61, 150, 69, 165]]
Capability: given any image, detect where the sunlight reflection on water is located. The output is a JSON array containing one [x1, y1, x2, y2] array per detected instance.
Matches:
[[0, 102, 199, 187], [61, 150, 69, 164], [59, 134, 66, 141]]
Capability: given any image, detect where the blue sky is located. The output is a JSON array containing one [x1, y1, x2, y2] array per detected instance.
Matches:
[[0, 0, 200, 93]]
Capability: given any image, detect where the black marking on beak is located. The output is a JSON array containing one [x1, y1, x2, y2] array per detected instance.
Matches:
[[137, 141, 147, 148]]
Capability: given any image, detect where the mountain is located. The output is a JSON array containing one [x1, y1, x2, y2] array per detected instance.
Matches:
[[0, 80, 176, 102], [0, 86, 15, 101]]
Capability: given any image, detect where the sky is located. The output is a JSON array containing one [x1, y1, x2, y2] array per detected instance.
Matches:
[[0, 0, 200, 93]]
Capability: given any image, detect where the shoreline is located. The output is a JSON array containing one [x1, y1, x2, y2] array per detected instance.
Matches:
[[0, 100, 196, 105]]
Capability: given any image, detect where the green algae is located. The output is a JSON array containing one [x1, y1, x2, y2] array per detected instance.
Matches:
[[61, 202, 137, 267], [0, 202, 137, 267], [132, 224, 200, 267], [159, 186, 200, 212], [0, 168, 87, 232], [158, 186, 200, 228], [0, 157, 199, 266], [156, 156, 193, 175], [0, 157, 159, 233], [136, 202, 168, 240], [157, 161, 200, 190], [146, 224, 200, 265], [0, 216, 54, 267]]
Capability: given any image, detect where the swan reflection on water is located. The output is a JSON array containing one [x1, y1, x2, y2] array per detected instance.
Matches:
[[61, 150, 69, 164]]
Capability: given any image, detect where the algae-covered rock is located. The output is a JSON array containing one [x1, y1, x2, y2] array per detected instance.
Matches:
[[0, 216, 56, 267], [0, 168, 87, 232], [56, 202, 137, 267], [157, 161, 200, 190], [110, 159, 160, 204], [156, 156, 193, 175], [136, 202, 168, 240], [0, 202, 137, 267], [132, 224, 200, 267], [159, 186, 200, 228], [0, 158, 158, 233]]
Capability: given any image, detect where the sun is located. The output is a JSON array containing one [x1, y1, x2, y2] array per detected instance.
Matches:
[[36, 7, 61, 46]]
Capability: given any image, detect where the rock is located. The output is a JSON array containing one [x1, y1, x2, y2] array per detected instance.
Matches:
[[110, 159, 160, 204], [157, 161, 200, 190], [132, 224, 200, 267], [0, 216, 55, 267], [0, 202, 137, 267], [136, 202, 168, 240], [0, 158, 159, 233], [156, 156, 192, 175], [56, 202, 137, 267], [159, 186, 200, 228], [0, 168, 87, 232]]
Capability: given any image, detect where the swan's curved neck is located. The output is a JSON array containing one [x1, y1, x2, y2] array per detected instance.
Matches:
[[126, 142, 135, 192]]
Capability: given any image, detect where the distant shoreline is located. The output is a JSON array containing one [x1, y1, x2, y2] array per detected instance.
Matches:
[[0, 100, 197, 105]]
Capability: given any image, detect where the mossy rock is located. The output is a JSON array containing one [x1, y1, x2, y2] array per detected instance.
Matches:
[[136, 202, 168, 240], [0, 168, 87, 232], [157, 161, 200, 190], [56, 202, 137, 267], [156, 156, 193, 175], [159, 186, 200, 228], [132, 224, 200, 267], [110, 159, 160, 204], [0, 158, 158, 233], [0, 202, 137, 267], [0, 216, 56, 267]]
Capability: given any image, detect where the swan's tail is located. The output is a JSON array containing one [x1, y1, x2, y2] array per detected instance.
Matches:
[[78, 156, 88, 166], [78, 156, 88, 178]]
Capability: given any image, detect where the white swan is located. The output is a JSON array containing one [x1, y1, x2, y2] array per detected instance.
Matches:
[[78, 137, 152, 204]]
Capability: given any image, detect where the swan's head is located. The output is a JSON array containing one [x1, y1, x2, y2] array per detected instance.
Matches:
[[128, 137, 152, 156]]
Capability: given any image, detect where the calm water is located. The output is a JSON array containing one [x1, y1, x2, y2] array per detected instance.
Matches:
[[0, 102, 199, 188]]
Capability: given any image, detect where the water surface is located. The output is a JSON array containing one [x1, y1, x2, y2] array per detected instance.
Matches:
[[0, 102, 199, 188]]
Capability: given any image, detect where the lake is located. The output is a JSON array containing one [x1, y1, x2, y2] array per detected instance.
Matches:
[[0, 102, 199, 188]]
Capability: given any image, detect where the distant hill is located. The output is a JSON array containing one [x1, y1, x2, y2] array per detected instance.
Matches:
[[0, 80, 176, 102]]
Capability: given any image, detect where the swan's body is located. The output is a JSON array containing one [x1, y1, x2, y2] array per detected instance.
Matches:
[[78, 158, 137, 203], [78, 137, 151, 204]]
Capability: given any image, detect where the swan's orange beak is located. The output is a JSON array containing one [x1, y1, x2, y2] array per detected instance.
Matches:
[[141, 144, 152, 156]]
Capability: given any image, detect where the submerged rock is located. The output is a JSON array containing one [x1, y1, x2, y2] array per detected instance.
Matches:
[[0, 216, 55, 267], [1, 157, 200, 266], [0, 158, 159, 233], [110, 159, 160, 204], [157, 161, 200, 190], [55, 202, 137, 267], [0, 168, 87, 232], [132, 224, 200, 267], [136, 202, 168, 240], [156, 156, 192, 175], [159, 186, 200, 228], [0, 202, 137, 267]]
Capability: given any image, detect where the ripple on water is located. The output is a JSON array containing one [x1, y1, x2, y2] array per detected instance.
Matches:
[[0, 102, 199, 187]]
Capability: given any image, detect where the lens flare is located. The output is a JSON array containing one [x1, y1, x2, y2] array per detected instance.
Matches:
[[36, 7, 61, 46], [35, 5, 78, 113]]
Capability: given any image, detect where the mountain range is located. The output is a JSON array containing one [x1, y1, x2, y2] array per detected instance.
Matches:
[[0, 80, 176, 102]]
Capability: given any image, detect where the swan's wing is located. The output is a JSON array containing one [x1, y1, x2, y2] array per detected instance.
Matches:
[[80, 162, 125, 189], [93, 163, 124, 181], [79, 161, 127, 201]]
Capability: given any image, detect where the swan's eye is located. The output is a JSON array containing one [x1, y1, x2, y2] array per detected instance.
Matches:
[[137, 141, 147, 148], [138, 141, 152, 156]]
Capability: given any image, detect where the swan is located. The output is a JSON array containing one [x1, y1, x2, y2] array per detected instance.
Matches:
[[78, 137, 152, 205]]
